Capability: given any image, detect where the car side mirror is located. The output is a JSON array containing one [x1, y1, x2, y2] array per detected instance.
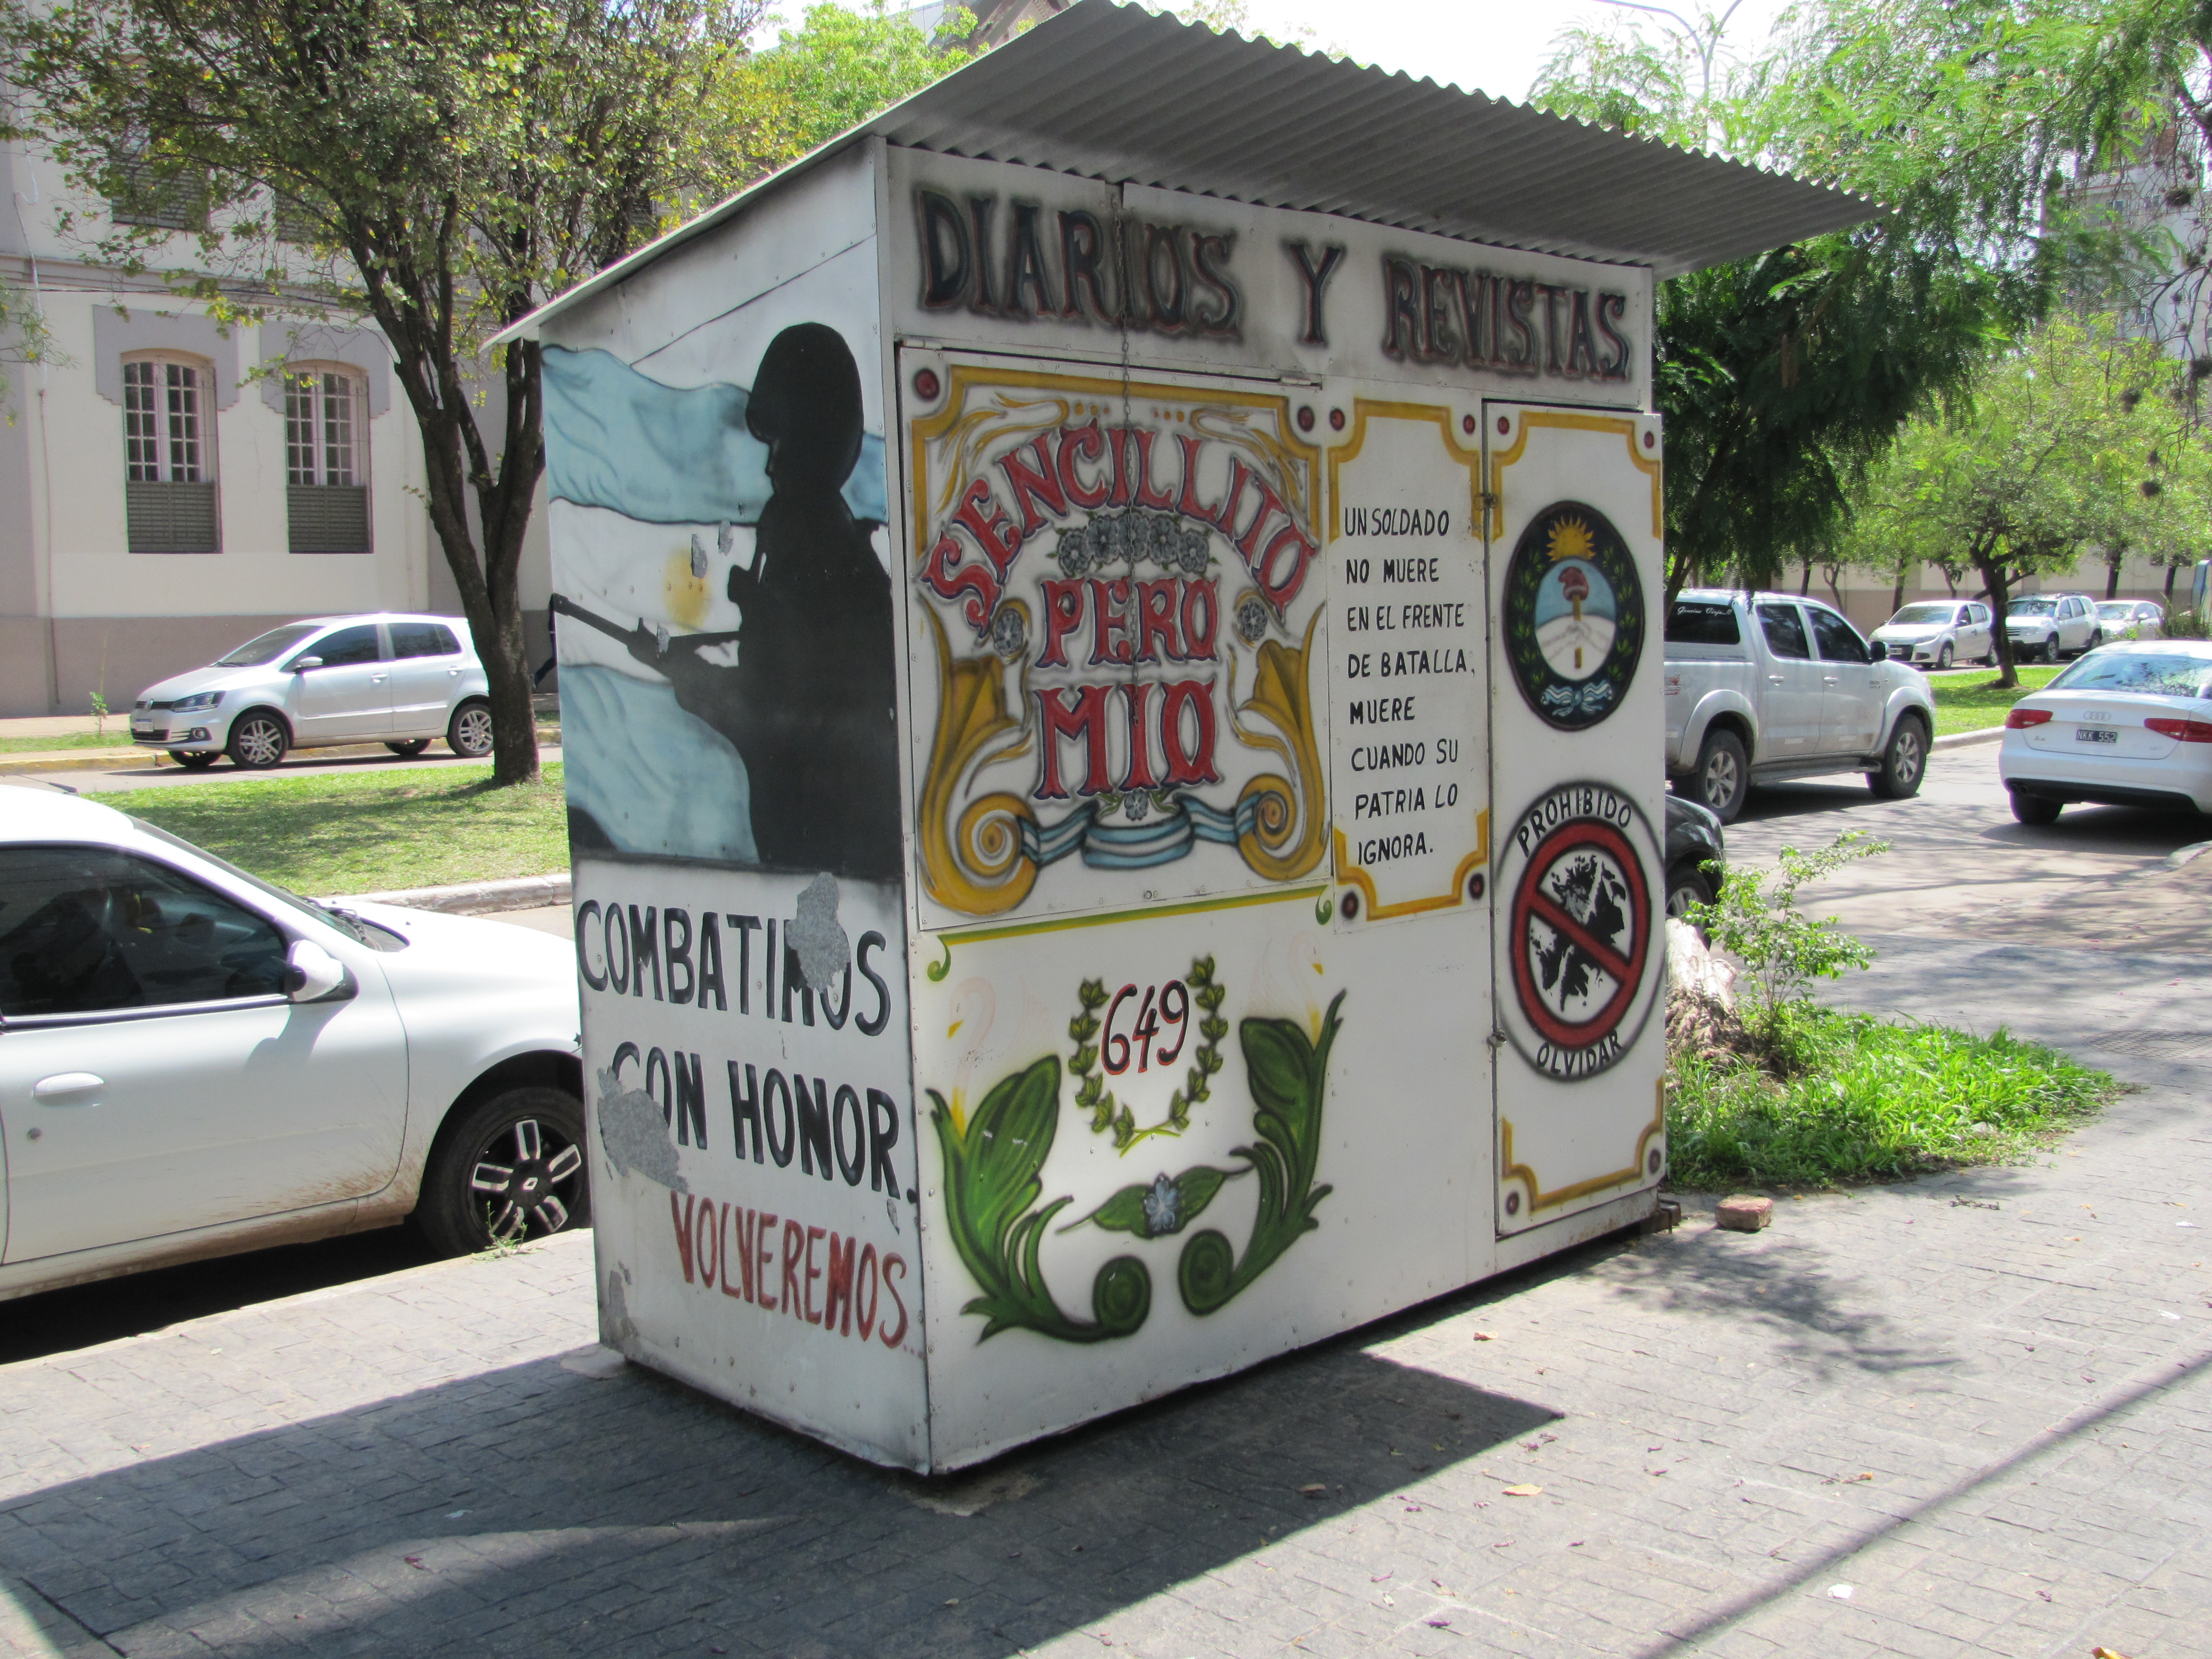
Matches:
[[290, 655, 324, 672], [284, 939, 352, 1003], [1867, 639, 1888, 662]]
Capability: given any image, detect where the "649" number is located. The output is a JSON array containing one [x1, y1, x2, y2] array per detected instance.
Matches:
[[1101, 980, 1191, 1075]]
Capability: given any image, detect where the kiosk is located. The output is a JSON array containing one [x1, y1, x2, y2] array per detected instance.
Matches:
[[501, 2, 1868, 1472]]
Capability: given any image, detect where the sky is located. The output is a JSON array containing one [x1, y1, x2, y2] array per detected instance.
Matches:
[[1194, 0, 1795, 105]]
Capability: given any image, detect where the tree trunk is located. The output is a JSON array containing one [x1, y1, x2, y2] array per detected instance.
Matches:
[[2167, 560, 2180, 600], [1799, 558, 1812, 594], [2106, 549, 2123, 599], [1979, 551, 2020, 688], [1890, 560, 1906, 617]]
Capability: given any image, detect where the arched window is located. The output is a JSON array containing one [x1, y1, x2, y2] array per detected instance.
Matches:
[[284, 365, 371, 553], [122, 351, 219, 553]]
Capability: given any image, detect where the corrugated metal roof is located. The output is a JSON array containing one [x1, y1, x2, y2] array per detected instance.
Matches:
[[498, 0, 1876, 342]]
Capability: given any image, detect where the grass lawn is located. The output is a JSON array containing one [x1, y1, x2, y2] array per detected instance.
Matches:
[[127, 764, 568, 896], [0, 731, 134, 753], [1926, 664, 2064, 736], [1667, 1001, 2115, 1189]]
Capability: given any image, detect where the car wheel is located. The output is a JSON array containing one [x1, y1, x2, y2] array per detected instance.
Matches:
[[168, 749, 220, 770], [447, 698, 495, 759], [1666, 860, 1716, 921], [415, 1086, 590, 1257], [2042, 636, 2060, 665], [2010, 790, 2062, 826], [1688, 728, 1749, 823], [385, 738, 432, 757], [226, 709, 289, 769], [1869, 713, 1928, 800], [1936, 642, 1953, 671], [2088, 629, 2103, 651]]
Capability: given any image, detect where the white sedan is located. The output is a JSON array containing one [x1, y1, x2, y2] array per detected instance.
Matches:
[[0, 785, 585, 1301], [1999, 641, 2212, 825]]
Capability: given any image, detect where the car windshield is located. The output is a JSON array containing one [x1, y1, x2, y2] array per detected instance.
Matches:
[[215, 623, 320, 667], [2008, 598, 2057, 615], [127, 817, 391, 946], [2047, 650, 2212, 699], [1888, 604, 1955, 625], [2096, 603, 2139, 620]]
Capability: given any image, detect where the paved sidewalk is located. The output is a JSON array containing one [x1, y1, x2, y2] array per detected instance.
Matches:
[[2, 967, 2208, 1657]]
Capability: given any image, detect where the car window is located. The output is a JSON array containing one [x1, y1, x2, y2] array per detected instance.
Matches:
[[215, 623, 319, 667], [1808, 606, 1870, 662], [1970, 604, 1990, 624], [1665, 601, 1741, 645], [1887, 603, 1953, 625], [2048, 650, 2212, 698], [0, 846, 289, 1019], [2010, 598, 2056, 615], [1756, 603, 1811, 660], [306, 624, 383, 667], [391, 622, 461, 659]]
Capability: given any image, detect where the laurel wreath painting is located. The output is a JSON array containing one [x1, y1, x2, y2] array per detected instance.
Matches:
[[1068, 956, 1227, 1151], [927, 989, 1345, 1343]]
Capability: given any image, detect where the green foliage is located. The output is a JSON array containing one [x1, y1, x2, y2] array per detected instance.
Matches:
[[1532, 0, 2160, 593], [1845, 315, 2212, 684], [1074, 1166, 1233, 1239], [2168, 606, 2211, 639], [928, 1058, 1151, 1343], [1178, 994, 1341, 1317], [696, 2, 972, 190], [1667, 1003, 2115, 1188], [1683, 832, 1886, 1044]]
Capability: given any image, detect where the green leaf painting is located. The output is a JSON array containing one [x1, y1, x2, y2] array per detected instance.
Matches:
[[1178, 993, 1343, 1317], [928, 1058, 1150, 1344], [932, 987, 1346, 1344]]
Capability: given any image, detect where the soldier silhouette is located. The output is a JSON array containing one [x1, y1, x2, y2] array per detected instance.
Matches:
[[607, 323, 900, 881]]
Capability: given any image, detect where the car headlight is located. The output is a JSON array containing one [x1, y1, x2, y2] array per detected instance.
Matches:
[[171, 691, 224, 711]]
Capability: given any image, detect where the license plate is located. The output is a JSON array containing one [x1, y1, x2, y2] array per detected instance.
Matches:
[[2076, 727, 2117, 744]]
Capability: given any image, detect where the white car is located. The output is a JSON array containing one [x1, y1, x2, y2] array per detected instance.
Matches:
[[2094, 599, 2166, 641], [131, 613, 493, 770], [2004, 593, 2101, 664], [1870, 599, 1995, 670], [1998, 641, 2212, 824], [0, 786, 585, 1301]]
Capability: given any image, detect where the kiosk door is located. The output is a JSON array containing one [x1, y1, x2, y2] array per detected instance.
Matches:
[[1484, 403, 1669, 1236]]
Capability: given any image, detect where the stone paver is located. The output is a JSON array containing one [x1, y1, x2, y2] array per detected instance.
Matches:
[[3, 745, 2209, 1657]]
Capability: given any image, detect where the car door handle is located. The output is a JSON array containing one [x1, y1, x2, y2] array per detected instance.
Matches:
[[371, 674, 388, 684], [32, 1073, 103, 1103], [1822, 675, 1840, 685], [1767, 674, 1786, 683]]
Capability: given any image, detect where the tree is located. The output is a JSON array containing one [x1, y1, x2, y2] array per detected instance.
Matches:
[[694, 3, 974, 195], [1851, 316, 2207, 684], [3, 0, 969, 784], [1535, 0, 2147, 596], [0, 273, 53, 411], [1, 0, 781, 782]]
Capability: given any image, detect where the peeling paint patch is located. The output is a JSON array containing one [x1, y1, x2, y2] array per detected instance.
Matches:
[[596, 1068, 688, 1191], [602, 1267, 639, 1350], [790, 872, 849, 992]]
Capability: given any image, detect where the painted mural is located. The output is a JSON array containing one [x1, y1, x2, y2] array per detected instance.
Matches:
[[544, 324, 898, 878], [925, 942, 1344, 1347], [903, 360, 1329, 925]]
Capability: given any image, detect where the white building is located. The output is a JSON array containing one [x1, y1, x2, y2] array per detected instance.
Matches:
[[0, 140, 552, 718]]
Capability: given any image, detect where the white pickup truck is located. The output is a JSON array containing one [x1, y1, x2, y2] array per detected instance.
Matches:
[[1666, 588, 1939, 821]]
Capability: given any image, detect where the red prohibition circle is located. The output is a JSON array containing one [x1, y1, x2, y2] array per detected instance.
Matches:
[[1509, 818, 1651, 1051]]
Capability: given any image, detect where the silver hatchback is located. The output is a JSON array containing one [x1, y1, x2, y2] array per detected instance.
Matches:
[[131, 613, 493, 770]]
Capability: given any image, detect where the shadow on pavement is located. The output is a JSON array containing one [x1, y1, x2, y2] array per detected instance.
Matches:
[[0, 1227, 439, 1365], [0, 1301, 1561, 1657]]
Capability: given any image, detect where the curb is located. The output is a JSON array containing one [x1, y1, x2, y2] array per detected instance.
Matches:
[[330, 872, 572, 917], [1932, 727, 2003, 752]]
